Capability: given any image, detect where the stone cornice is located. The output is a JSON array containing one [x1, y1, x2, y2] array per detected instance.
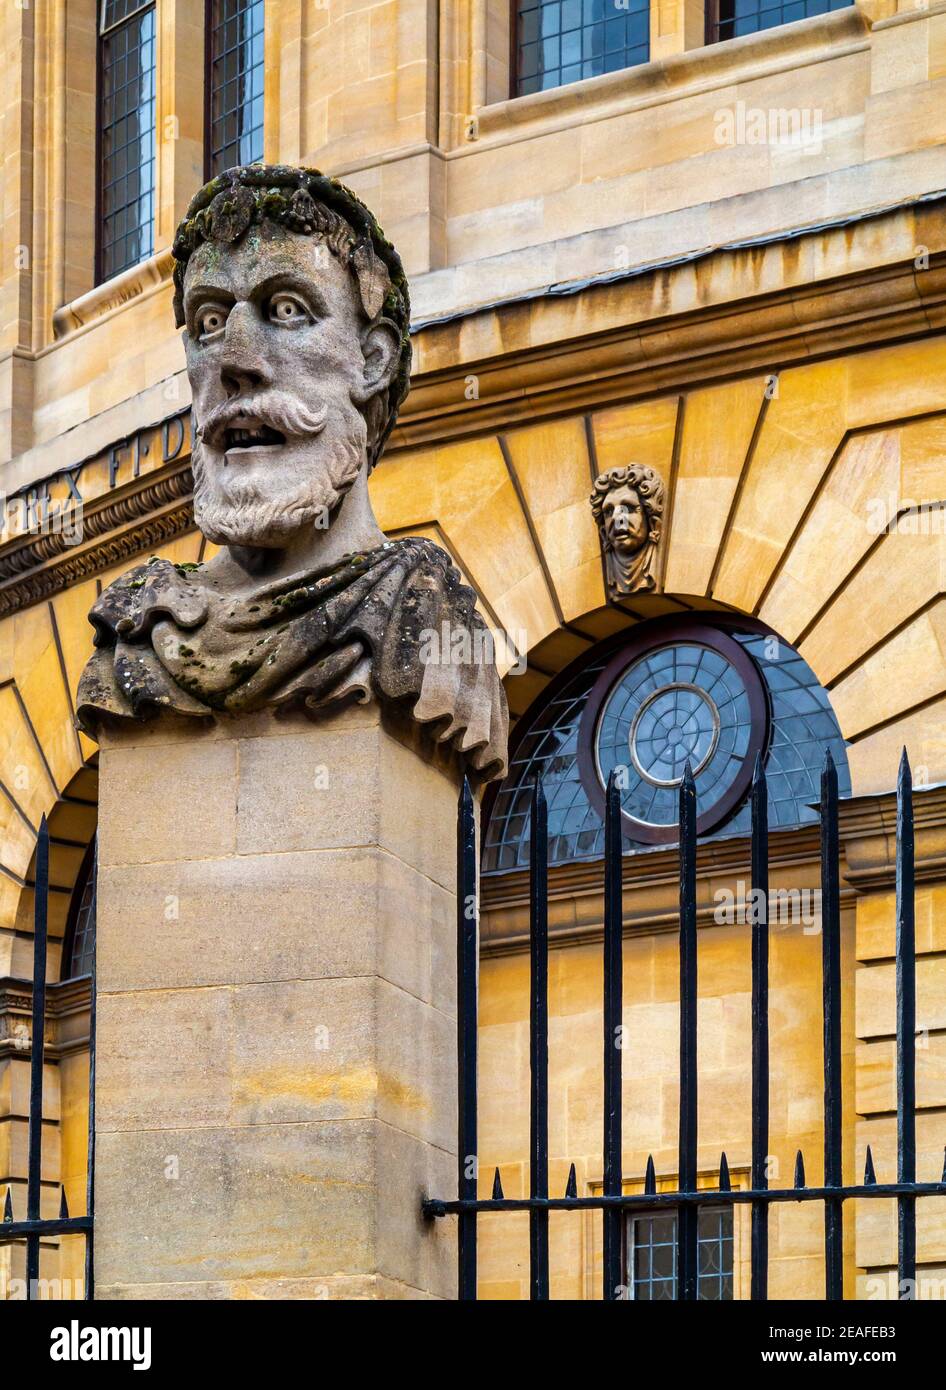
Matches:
[[0, 462, 195, 618], [0, 975, 92, 1061], [392, 247, 946, 454], [2, 202, 945, 612]]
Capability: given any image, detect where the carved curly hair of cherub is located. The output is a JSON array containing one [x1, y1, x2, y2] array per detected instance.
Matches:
[[589, 464, 665, 538]]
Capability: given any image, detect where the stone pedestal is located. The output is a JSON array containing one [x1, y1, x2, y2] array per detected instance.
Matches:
[[92, 702, 459, 1299]]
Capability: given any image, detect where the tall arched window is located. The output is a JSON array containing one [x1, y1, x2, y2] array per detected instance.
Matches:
[[483, 616, 851, 871], [61, 836, 97, 981]]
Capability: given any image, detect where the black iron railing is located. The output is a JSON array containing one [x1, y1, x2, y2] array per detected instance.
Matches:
[[1, 816, 95, 1299], [424, 750, 946, 1300]]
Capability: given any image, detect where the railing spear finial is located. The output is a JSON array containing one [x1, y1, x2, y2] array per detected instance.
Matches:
[[794, 1150, 806, 1190], [864, 1146, 877, 1186], [719, 1153, 731, 1193]]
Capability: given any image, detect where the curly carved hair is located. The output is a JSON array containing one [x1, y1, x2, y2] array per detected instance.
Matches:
[[171, 164, 411, 469], [590, 464, 665, 537]]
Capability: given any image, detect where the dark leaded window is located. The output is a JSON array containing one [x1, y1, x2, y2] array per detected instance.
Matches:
[[709, 0, 851, 44], [98, 0, 156, 282], [207, 0, 265, 176], [482, 617, 851, 871], [515, 0, 649, 98], [61, 837, 97, 982], [628, 1208, 733, 1300]]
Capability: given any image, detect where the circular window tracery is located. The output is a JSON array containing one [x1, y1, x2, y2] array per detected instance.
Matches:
[[483, 616, 850, 872], [628, 681, 721, 787], [580, 626, 768, 844]]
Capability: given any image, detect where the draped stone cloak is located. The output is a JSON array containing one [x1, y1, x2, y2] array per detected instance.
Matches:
[[76, 538, 508, 779]]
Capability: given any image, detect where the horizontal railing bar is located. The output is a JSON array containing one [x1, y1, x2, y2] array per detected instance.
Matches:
[[1, 1216, 93, 1237], [423, 1182, 946, 1217]]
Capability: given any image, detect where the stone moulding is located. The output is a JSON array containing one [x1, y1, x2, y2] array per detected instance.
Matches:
[[0, 975, 92, 1061], [0, 464, 195, 618], [472, 5, 869, 147], [392, 245, 946, 453], [51, 250, 176, 341]]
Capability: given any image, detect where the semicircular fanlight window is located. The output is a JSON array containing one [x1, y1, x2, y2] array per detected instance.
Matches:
[[483, 625, 850, 872]]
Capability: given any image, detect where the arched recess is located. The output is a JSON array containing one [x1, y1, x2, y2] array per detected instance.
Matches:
[[369, 332, 946, 798], [481, 609, 852, 873], [0, 765, 98, 1297], [0, 525, 203, 1298]]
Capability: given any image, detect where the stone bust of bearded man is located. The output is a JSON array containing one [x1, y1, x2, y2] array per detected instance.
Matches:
[[77, 165, 507, 778]]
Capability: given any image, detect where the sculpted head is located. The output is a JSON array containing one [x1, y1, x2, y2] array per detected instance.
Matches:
[[172, 166, 411, 553], [590, 463, 664, 594], [590, 464, 664, 555]]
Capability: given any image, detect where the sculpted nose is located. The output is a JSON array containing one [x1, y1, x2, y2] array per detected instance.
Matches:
[[219, 302, 270, 398]]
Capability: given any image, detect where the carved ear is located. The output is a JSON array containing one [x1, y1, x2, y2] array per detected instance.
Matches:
[[355, 318, 401, 404]]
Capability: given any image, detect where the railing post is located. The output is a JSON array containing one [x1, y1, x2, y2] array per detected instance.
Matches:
[[820, 750, 843, 1300], [529, 782, 550, 1299], [85, 843, 98, 1301], [750, 756, 769, 1300], [896, 748, 916, 1299], [677, 764, 698, 1301], [602, 770, 623, 1300], [457, 777, 479, 1301], [26, 816, 49, 1302]]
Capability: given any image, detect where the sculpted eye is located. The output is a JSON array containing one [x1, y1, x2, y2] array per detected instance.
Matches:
[[196, 305, 229, 339], [268, 293, 309, 325]]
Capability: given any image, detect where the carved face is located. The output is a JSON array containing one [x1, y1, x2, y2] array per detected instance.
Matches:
[[182, 224, 396, 549], [601, 483, 649, 554]]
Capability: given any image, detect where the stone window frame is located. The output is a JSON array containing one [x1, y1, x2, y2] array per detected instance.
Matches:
[[44, 0, 208, 345], [625, 1203, 735, 1299], [582, 1167, 749, 1298], [442, 0, 709, 145], [96, 0, 158, 285], [448, 0, 882, 148]]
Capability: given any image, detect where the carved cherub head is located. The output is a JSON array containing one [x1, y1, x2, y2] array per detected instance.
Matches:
[[171, 166, 411, 555], [590, 463, 665, 595]]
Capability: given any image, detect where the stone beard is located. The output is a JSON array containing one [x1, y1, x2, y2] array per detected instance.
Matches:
[[76, 166, 508, 778], [590, 463, 665, 597], [191, 390, 364, 549]]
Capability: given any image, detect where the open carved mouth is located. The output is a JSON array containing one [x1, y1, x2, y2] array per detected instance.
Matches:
[[223, 424, 286, 451]]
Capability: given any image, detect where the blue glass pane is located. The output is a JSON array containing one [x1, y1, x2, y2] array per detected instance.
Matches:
[[515, 0, 649, 96], [99, 6, 156, 281], [631, 1207, 733, 1300], [713, 0, 851, 42]]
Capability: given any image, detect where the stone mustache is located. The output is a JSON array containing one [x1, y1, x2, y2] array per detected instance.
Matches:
[[77, 165, 507, 778]]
